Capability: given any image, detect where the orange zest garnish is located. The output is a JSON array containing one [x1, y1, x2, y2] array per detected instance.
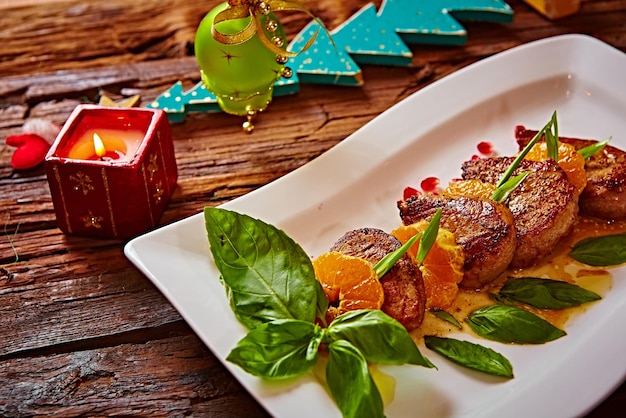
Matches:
[[391, 222, 464, 310], [524, 142, 587, 196], [312, 251, 384, 323]]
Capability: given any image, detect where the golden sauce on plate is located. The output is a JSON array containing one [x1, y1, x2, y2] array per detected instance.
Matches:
[[413, 216, 626, 341]]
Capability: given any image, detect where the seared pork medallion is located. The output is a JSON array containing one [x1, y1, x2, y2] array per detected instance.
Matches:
[[330, 228, 426, 331], [461, 157, 578, 268], [516, 126, 626, 220], [398, 194, 516, 289]]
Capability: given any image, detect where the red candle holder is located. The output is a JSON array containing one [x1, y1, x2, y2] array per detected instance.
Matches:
[[44, 104, 178, 239]]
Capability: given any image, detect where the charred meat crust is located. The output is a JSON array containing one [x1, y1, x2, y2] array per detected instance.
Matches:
[[461, 157, 578, 268], [397, 194, 516, 289], [330, 227, 426, 331], [516, 126, 626, 220]]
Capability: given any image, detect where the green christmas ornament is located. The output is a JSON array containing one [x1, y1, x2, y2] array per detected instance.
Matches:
[[195, 1, 298, 132]]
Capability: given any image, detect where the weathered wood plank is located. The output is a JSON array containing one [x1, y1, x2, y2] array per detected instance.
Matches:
[[0, 0, 202, 76], [0, 334, 269, 417], [0, 243, 183, 357]]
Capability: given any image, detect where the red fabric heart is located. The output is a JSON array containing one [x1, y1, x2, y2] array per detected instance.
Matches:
[[6, 133, 51, 170]]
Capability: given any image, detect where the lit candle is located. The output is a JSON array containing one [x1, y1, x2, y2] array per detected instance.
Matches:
[[44, 104, 178, 239], [93, 133, 110, 159], [65, 128, 145, 162]]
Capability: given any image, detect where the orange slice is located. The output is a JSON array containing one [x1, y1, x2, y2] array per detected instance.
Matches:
[[525, 142, 587, 195], [391, 222, 464, 310], [442, 179, 497, 201], [312, 251, 384, 323]]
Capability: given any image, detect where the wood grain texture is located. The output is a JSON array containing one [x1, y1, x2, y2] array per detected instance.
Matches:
[[0, 334, 269, 417], [1, 0, 625, 416]]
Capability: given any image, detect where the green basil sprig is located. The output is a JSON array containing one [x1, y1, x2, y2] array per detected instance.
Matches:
[[570, 232, 626, 266], [204, 207, 327, 328], [227, 309, 435, 379], [424, 336, 513, 378], [326, 339, 384, 418], [326, 310, 434, 368], [431, 309, 462, 329], [497, 277, 601, 309], [205, 207, 435, 418], [466, 304, 566, 344], [324, 310, 439, 418], [226, 319, 322, 379]]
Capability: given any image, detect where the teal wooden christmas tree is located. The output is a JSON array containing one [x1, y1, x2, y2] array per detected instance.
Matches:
[[288, 19, 363, 86], [149, 0, 514, 122], [331, 3, 413, 67], [379, 0, 513, 45]]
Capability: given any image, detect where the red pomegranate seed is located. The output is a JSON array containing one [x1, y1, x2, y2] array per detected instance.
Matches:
[[471, 154, 481, 160], [403, 186, 420, 200], [420, 177, 440, 192], [477, 141, 493, 155]]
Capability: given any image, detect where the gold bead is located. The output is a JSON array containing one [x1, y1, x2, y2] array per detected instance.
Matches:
[[272, 36, 284, 48], [276, 55, 288, 64], [243, 110, 256, 133], [265, 19, 278, 33], [257, 1, 271, 15], [243, 120, 255, 133], [281, 66, 293, 79]]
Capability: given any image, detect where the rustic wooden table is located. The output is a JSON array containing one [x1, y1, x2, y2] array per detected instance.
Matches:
[[1, 0, 625, 416]]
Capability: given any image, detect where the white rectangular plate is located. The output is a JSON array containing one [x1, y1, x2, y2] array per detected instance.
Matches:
[[125, 34, 626, 418]]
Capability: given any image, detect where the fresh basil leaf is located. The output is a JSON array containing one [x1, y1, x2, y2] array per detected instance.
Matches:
[[497, 111, 557, 187], [424, 336, 513, 378], [204, 207, 322, 328], [326, 340, 384, 418], [491, 171, 530, 203], [488, 292, 517, 306], [466, 304, 566, 344], [499, 277, 601, 309], [570, 233, 626, 266], [226, 319, 321, 379], [431, 309, 462, 329], [578, 138, 611, 160], [417, 208, 442, 263], [327, 310, 435, 368]]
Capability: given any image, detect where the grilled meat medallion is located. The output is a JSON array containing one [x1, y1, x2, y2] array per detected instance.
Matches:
[[516, 126, 626, 220], [330, 228, 426, 331], [461, 157, 578, 268], [398, 194, 516, 289]]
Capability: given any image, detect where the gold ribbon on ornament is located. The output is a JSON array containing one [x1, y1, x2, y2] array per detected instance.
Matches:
[[211, 0, 322, 58]]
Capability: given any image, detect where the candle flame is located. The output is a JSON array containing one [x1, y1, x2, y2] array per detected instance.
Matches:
[[93, 133, 106, 158]]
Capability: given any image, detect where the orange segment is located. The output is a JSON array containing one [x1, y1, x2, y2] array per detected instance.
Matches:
[[312, 251, 384, 323], [391, 222, 464, 310], [388, 224, 422, 260], [525, 142, 587, 195], [442, 179, 497, 200]]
